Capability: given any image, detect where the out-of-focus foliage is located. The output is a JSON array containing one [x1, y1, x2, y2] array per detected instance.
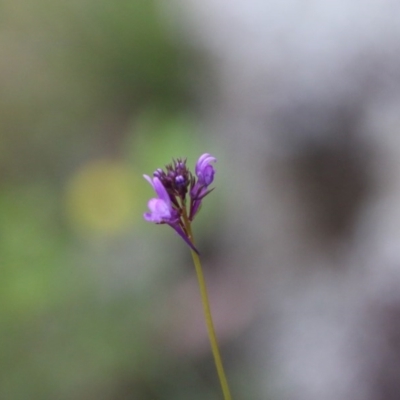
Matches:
[[0, 0, 188, 181], [0, 1, 223, 399]]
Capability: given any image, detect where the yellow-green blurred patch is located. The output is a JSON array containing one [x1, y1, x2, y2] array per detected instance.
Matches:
[[65, 159, 139, 235]]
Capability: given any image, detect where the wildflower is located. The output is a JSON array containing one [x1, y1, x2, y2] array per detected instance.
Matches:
[[143, 153, 216, 253], [195, 153, 216, 186], [189, 154, 216, 220], [144, 153, 232, 400], [143, 176, 175, 224]]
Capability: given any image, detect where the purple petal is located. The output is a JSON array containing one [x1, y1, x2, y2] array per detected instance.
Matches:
[[143, 174, 155, 189], [143, 175, 172, 209], [195, 154, 216, 185], [202, 165, 215, 185], [144, 198, 171, 223], [195, 153, 216, 176], [152, 177, 171, 207], [195, 153, 210, 174]]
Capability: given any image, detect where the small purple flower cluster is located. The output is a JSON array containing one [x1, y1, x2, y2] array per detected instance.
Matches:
[[143, 153, 216, 253]]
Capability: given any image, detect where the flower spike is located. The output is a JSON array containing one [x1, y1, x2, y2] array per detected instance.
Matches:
[[143, 154, 216, 253]]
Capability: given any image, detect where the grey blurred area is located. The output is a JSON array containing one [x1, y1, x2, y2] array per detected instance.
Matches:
[[3, 0, 400, 399], [165, 1, 400, 399]]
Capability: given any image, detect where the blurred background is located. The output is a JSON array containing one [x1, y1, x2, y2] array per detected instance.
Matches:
[[3, 0, 400, 399]]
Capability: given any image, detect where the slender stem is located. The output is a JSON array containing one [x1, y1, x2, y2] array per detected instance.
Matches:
[[190, 248, 233, 400], [182, 212, 232, 400]]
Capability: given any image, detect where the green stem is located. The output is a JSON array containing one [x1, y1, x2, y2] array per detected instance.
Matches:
[[182, 213, 232, 400]]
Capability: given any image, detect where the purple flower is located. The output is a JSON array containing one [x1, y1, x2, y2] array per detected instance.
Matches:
[[195, 153, 216, 186], [143, 154, 216, 253], [188, 153, 216, 220], [143, 174, 199, 254], [143, 175, 175, 223]]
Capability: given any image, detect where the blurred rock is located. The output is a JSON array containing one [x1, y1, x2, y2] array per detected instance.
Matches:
[[167, 1, 400, 399]]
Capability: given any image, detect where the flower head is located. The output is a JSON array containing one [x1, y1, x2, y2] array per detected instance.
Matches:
[[143, 153, 217, 253]]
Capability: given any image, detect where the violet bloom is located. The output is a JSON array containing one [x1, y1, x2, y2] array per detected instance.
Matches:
[[190, 154, 216, 220], [143, 175, 175, 223], [195, 153, 216, 186], [143, 154, 216, 253], [143, 173, 199, 253]]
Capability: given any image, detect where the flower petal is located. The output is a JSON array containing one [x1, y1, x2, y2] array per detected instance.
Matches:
[[152, 177, 171, 208], [196, 153, 214, 175], [202, 164, 215, 185], [143, 174, 154, 189], [144, 198, 171, 223], [143, 175, 172, 210], [195, 154, 216, 185]]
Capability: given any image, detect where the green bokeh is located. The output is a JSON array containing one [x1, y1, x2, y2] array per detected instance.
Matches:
[[0, 0, 232, 399]]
